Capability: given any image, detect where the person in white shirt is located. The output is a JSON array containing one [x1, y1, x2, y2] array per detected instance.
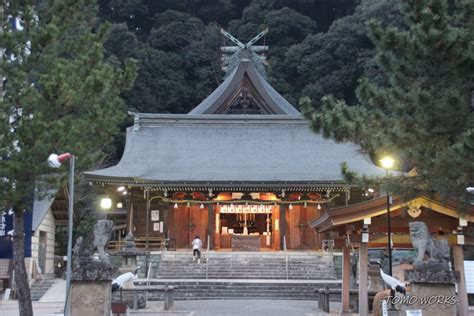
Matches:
[[192, 235, 203, 264]]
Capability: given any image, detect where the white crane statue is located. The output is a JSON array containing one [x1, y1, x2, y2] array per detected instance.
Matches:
[[377, 261, 407, 296], [111, 266, 142, 292]]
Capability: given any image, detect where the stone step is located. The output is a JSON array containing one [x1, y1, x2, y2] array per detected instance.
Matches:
[[30, 279, 57, 301], [154, 251, 337, 284], [133, 279, 341, 301]]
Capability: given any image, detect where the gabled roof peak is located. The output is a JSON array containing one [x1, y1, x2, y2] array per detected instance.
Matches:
[[188, 29, 299, 115], [189, 57, 299, 115]]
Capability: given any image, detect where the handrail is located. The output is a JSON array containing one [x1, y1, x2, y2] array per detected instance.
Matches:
[[205, 235, 210, 279], [283, 235, 288, 280], [145, 260, 152, 303], [147, 261, 153, 279]]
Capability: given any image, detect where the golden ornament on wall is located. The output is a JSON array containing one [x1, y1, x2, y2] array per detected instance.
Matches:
[[407, 206, 422, 218]]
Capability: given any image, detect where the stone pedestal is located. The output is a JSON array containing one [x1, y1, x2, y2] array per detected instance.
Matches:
[[70, 281, 112, 316], [401, 270, 459, 316], [70, 265, 117, 316], [368, 266, 384, 292]]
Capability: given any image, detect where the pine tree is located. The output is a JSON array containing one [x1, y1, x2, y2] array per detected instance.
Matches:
[[0, 1, 135, 315], [303, 0, 474, 204]]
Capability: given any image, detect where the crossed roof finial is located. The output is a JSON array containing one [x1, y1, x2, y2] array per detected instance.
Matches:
[[220, 28, 268, 49], [220, 28, 269, 76]]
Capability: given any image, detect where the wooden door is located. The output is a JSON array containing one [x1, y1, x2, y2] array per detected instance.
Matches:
[[168, 205, 209, 249], [286, 205, 302, 249], [190, 205, 208, 248]]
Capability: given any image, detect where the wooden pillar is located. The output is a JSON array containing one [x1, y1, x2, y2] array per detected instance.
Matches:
[[453, 245, 468, 316], [358, 243, 368, 316], [187, 204, 192, 246], [280, 204, 287, 250], [207, 204, 215, 249], [272, 205, 280, 250], [341, 244, 351, 315], [145, 190, 150, 250], [215, 206, 220, 250]]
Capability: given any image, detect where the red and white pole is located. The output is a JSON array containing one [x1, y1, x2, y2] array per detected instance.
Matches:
[[47, 153, 73, 168]]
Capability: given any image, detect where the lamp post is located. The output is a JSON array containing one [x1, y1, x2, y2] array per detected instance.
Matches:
[[47, 153, 75, 315], [380, 156, 394, 276], [100, 197, 112, 210]]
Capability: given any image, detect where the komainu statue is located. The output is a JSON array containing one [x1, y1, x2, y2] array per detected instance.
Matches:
[[408, 221, 449, 271], [73, 219, 114, 269], [94, 220, 114, 264]]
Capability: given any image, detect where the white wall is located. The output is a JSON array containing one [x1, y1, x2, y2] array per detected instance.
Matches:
[[30, 209, 56, 278]]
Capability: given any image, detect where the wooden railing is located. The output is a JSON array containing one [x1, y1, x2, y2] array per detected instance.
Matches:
[[205, 235, 210, 279], [108, 237, 169, 252]]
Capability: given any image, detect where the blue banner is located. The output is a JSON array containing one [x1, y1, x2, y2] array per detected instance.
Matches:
[[0, 209, 32, 258]]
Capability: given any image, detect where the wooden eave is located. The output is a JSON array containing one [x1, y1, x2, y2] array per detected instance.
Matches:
[[86, 177, 354, 192], [310, 195, 474, 232], [51, 186, 79, 225]]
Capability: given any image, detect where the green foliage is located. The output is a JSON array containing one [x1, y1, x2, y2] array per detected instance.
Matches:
[[304, 0, 474, 204], [107, 0, 149, 35], [0, 0, 136, 211], [283, 0, 404, 106], [104, 14, 221, 114], [98, 0, 360, 114], [150, 10, 205, 51]]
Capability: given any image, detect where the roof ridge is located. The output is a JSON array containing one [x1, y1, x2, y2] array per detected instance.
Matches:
[[188, 60, 299, 115]]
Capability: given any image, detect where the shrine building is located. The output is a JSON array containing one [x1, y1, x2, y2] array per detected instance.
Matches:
[[84, 30, 386, 251], [82, 30, 474, 315]]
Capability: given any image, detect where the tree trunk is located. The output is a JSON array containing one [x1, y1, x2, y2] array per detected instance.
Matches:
[[13, 209, 33, 316]]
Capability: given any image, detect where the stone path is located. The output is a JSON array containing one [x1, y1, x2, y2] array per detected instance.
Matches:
[[133, 300, 341, 316], [39, 279, 66, 303], [0, 301, 64, 316], [1, 299, 474, 315], [0, 299, 342, 316]]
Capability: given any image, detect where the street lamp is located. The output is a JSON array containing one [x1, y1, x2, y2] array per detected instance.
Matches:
[[380, 155, 394, 276], [100, 197, 112, 210], [47, 153, 75, 315], [380, 157, 394, 170]]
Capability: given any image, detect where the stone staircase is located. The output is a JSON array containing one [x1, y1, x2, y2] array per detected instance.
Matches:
[[139, 251, 340, 300], [30, 278, 57, 301], [156, 251, 336, 280], [139, 279, 341, 300]]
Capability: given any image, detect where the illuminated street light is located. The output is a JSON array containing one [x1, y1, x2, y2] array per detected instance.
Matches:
[[100, 197, 112, 210], [380, 156, 395, 169]]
